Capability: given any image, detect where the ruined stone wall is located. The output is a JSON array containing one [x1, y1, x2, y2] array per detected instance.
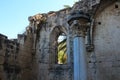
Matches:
[[89, 1, 120, 80], [0, 34, 8, 80], [17, 32, 35, 80], [35, 8, 72, 80], [16, 8, 72, 80], [0, 0, 120, 80], [0, 34, 20, 80]]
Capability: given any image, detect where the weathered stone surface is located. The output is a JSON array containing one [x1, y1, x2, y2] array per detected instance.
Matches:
[[0, 0, 120, 80]]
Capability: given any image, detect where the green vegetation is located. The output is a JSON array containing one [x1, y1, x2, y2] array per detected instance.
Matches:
[[58, 38, 67, 64], [63, 5, 71, 8]]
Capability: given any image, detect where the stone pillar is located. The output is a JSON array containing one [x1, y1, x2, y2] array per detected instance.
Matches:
[[67, 10, 90, 80], [72, 21, 88, 80], [73, 31, 87, 80], [67, 28, 73, 64]]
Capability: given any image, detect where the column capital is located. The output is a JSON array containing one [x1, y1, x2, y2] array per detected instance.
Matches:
[[67, 10, 90, 37]]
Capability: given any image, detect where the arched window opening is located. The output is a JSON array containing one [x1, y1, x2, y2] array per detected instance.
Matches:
[[57, 33, 67, 64]]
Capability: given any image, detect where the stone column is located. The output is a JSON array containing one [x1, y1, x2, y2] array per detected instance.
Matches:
[[67, 10, 90, 80], [72, 21, 88, 80], [74, 37, 86, 80]]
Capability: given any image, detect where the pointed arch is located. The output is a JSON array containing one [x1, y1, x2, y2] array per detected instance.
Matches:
[[49, 25, 67, 64]]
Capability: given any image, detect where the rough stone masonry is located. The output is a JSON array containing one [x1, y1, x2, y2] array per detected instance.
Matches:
[[0, 0, 120, 80]]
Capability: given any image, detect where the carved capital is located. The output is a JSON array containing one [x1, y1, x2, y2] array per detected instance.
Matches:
[[67, 10, 90, 37], [70, 20, 90, 37]]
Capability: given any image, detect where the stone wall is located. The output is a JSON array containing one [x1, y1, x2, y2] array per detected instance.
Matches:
[[89, 1, 120, 80], [0, 34, 20, 80], [0, 0, 120, 80]]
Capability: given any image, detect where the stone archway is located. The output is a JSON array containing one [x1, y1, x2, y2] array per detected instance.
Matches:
[[49, 25, 67, 64]]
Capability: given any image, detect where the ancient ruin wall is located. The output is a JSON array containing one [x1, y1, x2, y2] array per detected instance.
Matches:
[[0, 34, 20, 80], [0, 0, 120, 80], [91, 1, 120, 80]]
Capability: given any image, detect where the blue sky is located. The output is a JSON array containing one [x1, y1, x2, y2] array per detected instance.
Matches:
[[0, 0, 78, 39]]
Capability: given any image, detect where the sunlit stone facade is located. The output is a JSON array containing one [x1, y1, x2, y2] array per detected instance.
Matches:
[[0, 0, 120, 80]]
